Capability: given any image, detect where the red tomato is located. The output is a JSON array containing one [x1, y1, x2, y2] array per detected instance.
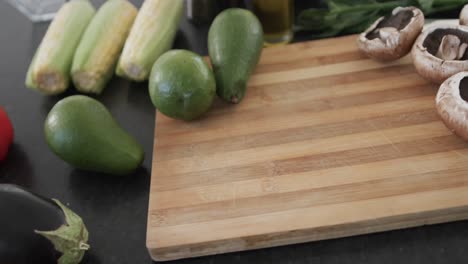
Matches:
[[0, 107, 13, 161]]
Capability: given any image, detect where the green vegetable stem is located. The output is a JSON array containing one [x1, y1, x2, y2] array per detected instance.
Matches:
[[298, 0, 468, 38]]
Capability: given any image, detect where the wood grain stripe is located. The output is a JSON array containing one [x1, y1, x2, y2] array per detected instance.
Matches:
[[151, 168, 468, 227], [249, 57, 412, 87], [148, 186, 468, 249], [153, 135, 467, 191], [155, 109, 439, 161], [155, 96, 435, 146], [153, 149, 468, 209], [223, 72, 428, 114], [258, 35, 363, 65], [255, 51, 365, 74], [154, 122, 450, 176]]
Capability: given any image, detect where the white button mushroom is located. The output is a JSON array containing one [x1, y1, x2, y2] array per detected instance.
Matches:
[[460, 4, 468, 26], [412, 25, 468, 84], [436, 72, 468, 141], [357, 6, 424, 61]]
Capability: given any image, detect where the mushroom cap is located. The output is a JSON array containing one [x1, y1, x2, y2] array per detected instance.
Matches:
[[436, 71, 468, 141], [412, 24, 468, 84], [357, 6, 424, 61], [460, 4, 468, 26]]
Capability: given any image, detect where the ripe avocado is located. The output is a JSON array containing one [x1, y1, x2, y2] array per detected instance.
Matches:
[[149, 50, 216, 121], [208, 8, 263, 104], [44, 95, 144, 175]]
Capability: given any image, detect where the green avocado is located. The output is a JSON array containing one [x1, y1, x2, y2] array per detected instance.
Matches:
[[149, 50, 216, 121], [208, 8, 263, 104], [44, 95, 144, 175]]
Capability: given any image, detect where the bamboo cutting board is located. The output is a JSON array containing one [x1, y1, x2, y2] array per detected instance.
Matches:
[[147, 35, 468, 261]]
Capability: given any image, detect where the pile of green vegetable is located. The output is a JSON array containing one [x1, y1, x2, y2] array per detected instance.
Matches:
[[298, 0, 468, 38], [23, 0, 264, 180], [149, 8, 263, 121]]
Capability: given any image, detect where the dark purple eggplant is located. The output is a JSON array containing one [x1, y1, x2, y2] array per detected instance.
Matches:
[[0, 184, 89, 264]]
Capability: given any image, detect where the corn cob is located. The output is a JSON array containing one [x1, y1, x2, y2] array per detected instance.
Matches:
[[25, 0, 95, 95], [116, 0, 183, 81], [71, 0, 137, 94]]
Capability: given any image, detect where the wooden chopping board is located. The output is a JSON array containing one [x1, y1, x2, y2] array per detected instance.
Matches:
[[147, 35, 468, 261]]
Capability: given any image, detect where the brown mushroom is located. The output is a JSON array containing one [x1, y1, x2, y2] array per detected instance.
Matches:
[[460, 4, 468, 26], [436, 72, 468, 141], [357, 6, 424, 61], [412, 25, 468, 84]]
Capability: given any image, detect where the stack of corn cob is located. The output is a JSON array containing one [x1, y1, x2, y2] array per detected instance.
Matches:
[[26, 0, 183, 95]]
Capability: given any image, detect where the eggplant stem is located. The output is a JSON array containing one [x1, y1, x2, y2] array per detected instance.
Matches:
[[35, 199, 89, 264], [79, 241, 90, 250]]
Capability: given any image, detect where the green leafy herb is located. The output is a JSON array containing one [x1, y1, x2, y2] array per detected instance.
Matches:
[[298, 0, 468, 38]]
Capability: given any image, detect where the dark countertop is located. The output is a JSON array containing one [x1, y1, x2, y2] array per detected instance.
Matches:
[[0, 1, 467, 263]]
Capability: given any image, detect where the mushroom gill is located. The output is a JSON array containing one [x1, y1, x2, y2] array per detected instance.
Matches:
[[436, 35, 468, 60]]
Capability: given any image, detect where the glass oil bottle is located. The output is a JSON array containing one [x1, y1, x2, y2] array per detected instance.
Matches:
[[251, 0, 294, 46]]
